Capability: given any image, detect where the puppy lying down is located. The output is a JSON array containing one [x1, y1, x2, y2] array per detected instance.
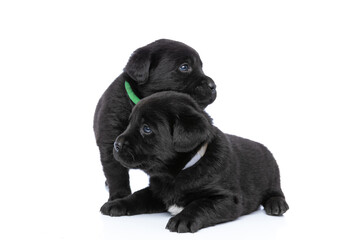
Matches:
[[101, 91, 289, 233]]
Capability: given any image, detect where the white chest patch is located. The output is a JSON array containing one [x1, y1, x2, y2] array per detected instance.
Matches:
[[167, 204, 184, 216]]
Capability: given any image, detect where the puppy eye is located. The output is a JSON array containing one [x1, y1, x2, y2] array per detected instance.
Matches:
[[179, 63, 191, 72], [142, 125, 152, 134]]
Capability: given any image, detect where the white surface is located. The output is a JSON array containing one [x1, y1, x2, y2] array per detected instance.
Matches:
[[1, 1, 359, 239]]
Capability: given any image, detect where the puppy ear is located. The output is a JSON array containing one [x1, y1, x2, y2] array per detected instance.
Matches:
[[173, 108, 214, 153], [124, 47, 151, 84]]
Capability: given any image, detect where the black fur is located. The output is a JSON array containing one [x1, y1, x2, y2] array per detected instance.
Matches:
[[93, 40, 216, 206], [101, 92, 289, 233]]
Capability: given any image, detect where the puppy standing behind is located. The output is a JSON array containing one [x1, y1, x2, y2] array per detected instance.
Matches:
[[101, 91, 289, 233], [93, 39, 216, 206]]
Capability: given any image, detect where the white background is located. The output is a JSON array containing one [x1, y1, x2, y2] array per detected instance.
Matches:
[[1, 0, 359, 239]]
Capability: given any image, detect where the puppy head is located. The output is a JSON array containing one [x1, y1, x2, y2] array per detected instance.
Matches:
[[124, 39, 216, 108], [113, 91, 215, 175]]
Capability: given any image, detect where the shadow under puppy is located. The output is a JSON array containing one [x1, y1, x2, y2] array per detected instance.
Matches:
[[101, 91, 289, 233]]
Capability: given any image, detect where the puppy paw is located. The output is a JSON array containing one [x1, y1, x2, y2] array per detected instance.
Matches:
[[166, 215, 202, 233], [264, 196, 289, 216], [100, 199, 129, 216]]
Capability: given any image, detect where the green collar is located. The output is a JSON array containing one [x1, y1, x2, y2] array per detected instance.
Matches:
[[125, 81, 140, 104]]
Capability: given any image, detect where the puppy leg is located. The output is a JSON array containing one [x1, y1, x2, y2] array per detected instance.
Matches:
[[99, 144, 131, 200], [100, 187, 166, 216], [262, 152, 289, 216], [263, 195, 289, 216], [166, 196, 240, 233]]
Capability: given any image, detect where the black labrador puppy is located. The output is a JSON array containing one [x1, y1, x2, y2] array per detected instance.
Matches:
[[93, 40, 216, 206], [101, 91, 289, 233]]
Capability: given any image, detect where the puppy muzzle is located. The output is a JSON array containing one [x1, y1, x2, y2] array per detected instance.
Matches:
[[207, 79, 216, 94], [114, 136, 128, 152], [192, 76, 217, 108]]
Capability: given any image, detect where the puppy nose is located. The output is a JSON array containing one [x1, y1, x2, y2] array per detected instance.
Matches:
[[114, 136, 127, 152], [208, 81, 216, 92], [114, 140, 122, 152]]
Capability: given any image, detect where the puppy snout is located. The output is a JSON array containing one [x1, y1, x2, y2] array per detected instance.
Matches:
[[114, 136, 128, 152], [205, 77, 216, 94], [208, 81, 216, 92]]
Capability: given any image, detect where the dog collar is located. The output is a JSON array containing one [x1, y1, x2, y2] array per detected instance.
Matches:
[[125, 81, 140, 104], [182, 143, 208, 170]]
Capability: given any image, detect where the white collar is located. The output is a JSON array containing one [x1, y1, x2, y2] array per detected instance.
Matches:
[[182, 143, 208, 170]]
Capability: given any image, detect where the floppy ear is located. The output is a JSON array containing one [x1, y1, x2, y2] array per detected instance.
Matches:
[[173, 109, 214, 153], [124, 47, 151, 84]]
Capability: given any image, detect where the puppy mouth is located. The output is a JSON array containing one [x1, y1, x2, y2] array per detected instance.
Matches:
[[113, 148, 157, 171], [192, 88, 217, 108], [113, 148, 142, 169]]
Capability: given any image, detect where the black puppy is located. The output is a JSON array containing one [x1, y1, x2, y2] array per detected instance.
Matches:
[[93, 40, 216, 205], [101, 91, 289, 233]]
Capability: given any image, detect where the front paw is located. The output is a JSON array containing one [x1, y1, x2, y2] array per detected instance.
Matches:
[[100, 199, 129, 216], [166, 214, 202, 233]]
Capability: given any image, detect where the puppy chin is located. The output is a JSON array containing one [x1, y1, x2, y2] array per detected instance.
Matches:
[[191, 88, 217, 108], [195, 94, 217, 109]]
